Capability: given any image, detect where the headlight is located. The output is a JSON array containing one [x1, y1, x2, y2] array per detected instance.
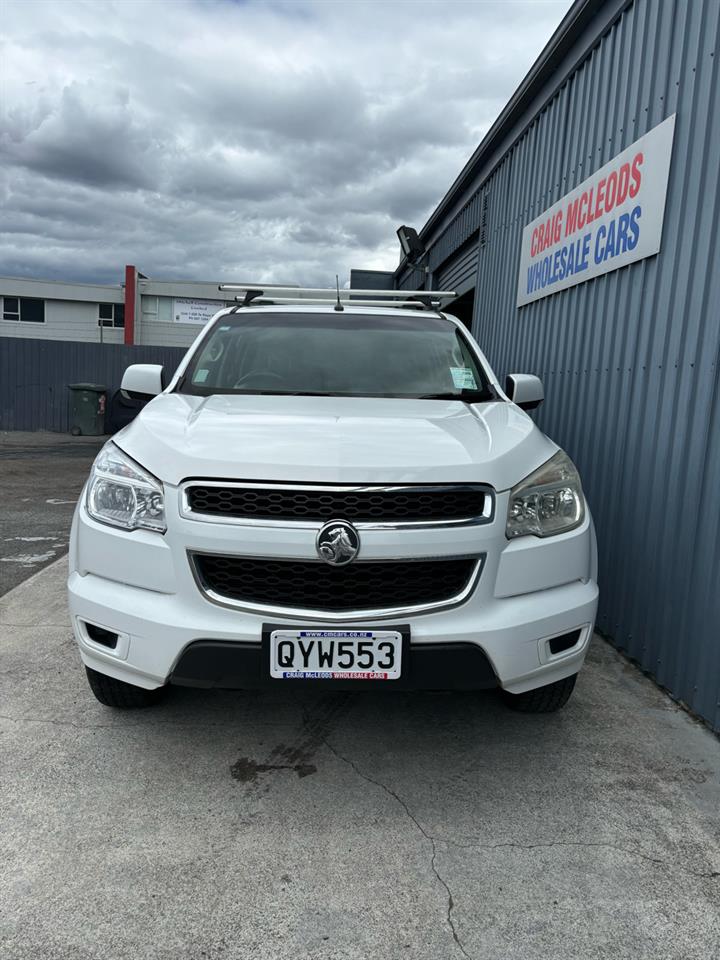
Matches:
[[506, 449, 584, 539], [86, 442, 166, 533]]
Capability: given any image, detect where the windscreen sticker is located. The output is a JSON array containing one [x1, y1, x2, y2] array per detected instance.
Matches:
[[194, 368, 209, 383], [450, 367, 477, 390]]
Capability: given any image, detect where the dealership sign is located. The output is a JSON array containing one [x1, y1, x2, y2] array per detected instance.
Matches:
[[516, 114, 675, 307], [173, 298, 222, 324]]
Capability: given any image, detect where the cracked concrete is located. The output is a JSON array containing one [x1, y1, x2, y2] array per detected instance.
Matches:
[[2, 558, 720, 960], [322, 737, 472, 959]]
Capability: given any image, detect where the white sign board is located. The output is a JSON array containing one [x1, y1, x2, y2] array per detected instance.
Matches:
[[173, 298, 223, 324], [516, 114, 675, 307]]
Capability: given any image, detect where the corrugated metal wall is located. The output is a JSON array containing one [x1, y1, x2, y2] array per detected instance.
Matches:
[[0, 338, 186, 432], [466, 0, 720, 729], [429, 189, 488, 273], [436, 240, 480, 297], [349, 269, 395, 290]]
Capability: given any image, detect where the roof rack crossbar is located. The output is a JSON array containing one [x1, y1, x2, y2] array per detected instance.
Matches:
[[230, 296, 442, 310], [218, 284, 457, 300]]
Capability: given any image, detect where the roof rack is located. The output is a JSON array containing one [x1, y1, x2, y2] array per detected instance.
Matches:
[[229, 296, 442, 310], [218, 284, 457, 311]]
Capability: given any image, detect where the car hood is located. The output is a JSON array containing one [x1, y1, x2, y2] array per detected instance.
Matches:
[[114, 393, 558, 491]]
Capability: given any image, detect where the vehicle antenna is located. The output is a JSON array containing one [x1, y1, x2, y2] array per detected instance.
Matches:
[[334, 275, 344, 312]]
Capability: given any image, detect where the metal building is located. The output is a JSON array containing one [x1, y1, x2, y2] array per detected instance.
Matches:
[[360, 0, 720, 730]]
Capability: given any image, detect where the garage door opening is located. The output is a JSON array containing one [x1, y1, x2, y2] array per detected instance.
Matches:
[[445, 288, 474, 330]]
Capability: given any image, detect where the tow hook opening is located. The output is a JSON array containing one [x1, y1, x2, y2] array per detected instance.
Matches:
[[548, 629, 582, 656], [83, 621, 119, 650]]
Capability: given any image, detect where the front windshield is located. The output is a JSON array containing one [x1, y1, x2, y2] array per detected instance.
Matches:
[[178, 312, 494, 400]]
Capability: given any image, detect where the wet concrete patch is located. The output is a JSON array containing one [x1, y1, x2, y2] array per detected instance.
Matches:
[[231, 756, 317, 782], [231, 694, 350, 784]]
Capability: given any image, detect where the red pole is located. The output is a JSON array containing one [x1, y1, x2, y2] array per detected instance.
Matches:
[[124, 264, 136, 345]]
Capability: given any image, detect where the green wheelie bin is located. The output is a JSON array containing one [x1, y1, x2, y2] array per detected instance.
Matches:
[[68, 383, 107, 436]]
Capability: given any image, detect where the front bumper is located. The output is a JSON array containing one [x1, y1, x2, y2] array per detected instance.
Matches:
[[170, 636, 500, 691], [68, 494, 598, 694]]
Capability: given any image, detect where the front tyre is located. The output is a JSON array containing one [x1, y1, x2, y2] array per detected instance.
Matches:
[[85, 667, 166, 709], [502, 673, 577, 713]]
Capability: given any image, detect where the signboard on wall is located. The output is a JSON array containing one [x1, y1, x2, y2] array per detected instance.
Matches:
[[173, 298, 223, 324], [516, 114, 675, 307]]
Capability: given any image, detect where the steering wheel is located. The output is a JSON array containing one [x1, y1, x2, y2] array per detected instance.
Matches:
[[233, 371, 285, 389], [206, 340, 225, 362]]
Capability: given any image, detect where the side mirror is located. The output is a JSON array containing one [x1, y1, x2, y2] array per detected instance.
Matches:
[[506, 373, 544, 411], [121, 364, 164, 399]]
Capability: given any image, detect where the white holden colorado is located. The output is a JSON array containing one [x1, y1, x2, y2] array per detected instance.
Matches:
[[69, 289, 598, 712]]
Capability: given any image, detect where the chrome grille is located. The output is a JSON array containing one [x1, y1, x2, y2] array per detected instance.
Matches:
[[183, 482, 493, 527], [190, 552, 483, 619]]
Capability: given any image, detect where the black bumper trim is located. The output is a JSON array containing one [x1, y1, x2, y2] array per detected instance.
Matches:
[[170, 638, 497, 691]]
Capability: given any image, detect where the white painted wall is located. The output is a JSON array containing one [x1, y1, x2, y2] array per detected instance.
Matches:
[[1, 277, 124, 344], [136, 318, 199, 348], [0, 297, 124, 344], [0, 276, 125, 304], [136, 286, 229, 347], [0, 275, 230, 348]]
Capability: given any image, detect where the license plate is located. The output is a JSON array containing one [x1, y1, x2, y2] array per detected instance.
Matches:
[[269, 629, 402, 680]]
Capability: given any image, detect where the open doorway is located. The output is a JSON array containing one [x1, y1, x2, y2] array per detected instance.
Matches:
[[444, 288, 475, 331]]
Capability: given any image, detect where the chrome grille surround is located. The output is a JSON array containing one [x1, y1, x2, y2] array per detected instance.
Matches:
[[188, 551, 485, 622], [180, 481, 494, 530]]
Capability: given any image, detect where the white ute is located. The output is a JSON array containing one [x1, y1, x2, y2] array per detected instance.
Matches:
[[68, 286, 598, 712]]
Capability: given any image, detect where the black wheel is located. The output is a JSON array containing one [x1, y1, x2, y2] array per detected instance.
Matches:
[[502, 673, 577, 713], [85, 666, 165, 709]]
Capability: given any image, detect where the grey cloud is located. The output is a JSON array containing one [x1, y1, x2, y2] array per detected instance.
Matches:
[[1, 0, 572, 286], [171, 151, 290, 202], [2, 83, 161, 189]]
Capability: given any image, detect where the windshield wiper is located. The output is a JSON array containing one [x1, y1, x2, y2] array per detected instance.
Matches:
[[252, 390, 329, 397], [416, 390, 492, 402]]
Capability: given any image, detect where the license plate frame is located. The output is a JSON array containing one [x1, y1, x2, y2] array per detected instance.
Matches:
[[263, 623, 410, 682]]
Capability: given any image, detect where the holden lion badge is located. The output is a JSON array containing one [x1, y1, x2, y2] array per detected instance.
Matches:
[[316, 520, 360, 566]]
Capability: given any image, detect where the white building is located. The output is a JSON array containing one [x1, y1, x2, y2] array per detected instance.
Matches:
[[0, 266, 235, 348]]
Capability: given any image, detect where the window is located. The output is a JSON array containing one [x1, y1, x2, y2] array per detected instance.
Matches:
[[2, 297, 19, 320], [158, 297, 172, 322], [141, 295, 172, 323], [179, 312, 494, 401], [98, 303, 125, 328], [2, 297, 45, 323]]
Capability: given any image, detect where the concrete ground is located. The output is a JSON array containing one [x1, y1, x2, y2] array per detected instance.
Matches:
[[0, 432, 104, 595], [1, 560, 719, 960]]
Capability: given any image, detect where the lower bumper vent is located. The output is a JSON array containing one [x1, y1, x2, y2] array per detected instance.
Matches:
[[190, 553, 481, 617]]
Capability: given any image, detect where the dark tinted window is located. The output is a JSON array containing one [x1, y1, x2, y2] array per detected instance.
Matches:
[[98, 302, 124, 328], [15, 298, 44, 323], [179, 312, 493, 400], [1, 297, 42, 321]]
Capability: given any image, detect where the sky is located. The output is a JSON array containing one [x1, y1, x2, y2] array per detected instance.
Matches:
[[1, 0, 572, 287]]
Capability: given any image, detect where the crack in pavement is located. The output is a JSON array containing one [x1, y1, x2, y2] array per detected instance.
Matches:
[[320, 735, 472, 960], [6, 702, 718, 892], [317, 727, 719, 959], [444, 836, 720, 881]]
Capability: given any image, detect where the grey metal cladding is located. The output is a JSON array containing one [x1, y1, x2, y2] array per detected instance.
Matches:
[[0, 337, 186, 432], [478, 0, 720, 730], [403, 0, 720, 731], [349, 269, 395, 290], [396, 266, 427, 291], [436, 241, 480, 299]]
